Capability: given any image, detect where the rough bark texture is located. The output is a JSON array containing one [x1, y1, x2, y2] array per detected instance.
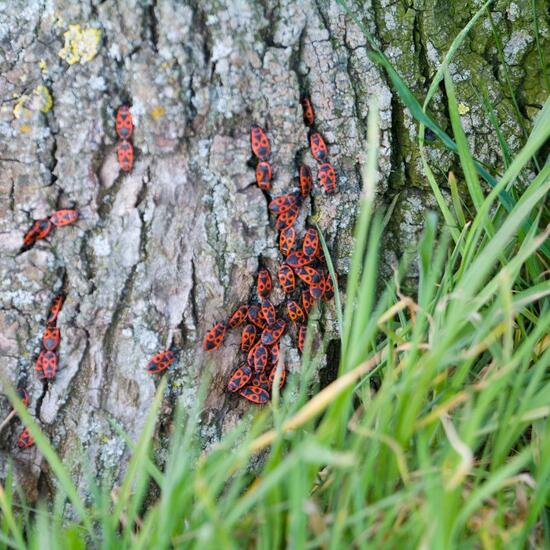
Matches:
[[0, 0, 548, 500]]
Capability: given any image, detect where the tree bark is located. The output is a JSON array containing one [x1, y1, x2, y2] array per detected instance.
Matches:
[[0, 0, 547, 500]]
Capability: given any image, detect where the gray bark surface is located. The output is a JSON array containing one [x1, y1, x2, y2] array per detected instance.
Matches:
[[0, 0, 547, 500]]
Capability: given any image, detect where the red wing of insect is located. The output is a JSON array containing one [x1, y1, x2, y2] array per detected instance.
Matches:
[[279, 227, 296, 257], [269, 364, 286, 391], [260, 298, 276, 326], [285, 250, 314, 268], [117, 140, 134, 172], [239, 385, 270, 404], [22, 219, 52, 249], [324, 272, 335, 300], [42, 326, 60, 351], [227, 364, 253, 392], [253, 344, 268, 373], [47, 295, 64, 325], [302, 228, 319, 258], [309, 278, 326, 300], [268, 342, 280, 367], [298, 325, 307, 353], [247, 305, 267, 330], [247, 341, 261, 368], [146, 350, 175, 374], [203, 322, 227, 351], [16, 388, 30, 408], [286, 300, 306, 324], [301, 289, 314, 314], [277, 265, 295, 294], [309, 132, 328, 162], [250, 126, 271, 161], [275, 205, 300, 231], [268, 193, 299, 215], [301, 97, 315, 127], [228, 304, 249, 329], [35, 351, 45, 374], [241, 323, 258, 353], [115, 105, 134, 140], [16, 427, 34, 449], [255, 161, 272, 190], [50, 209, 79, 227], [299, 165, 312, 197], [318, 162, 337, 193], [261, 319, 286, 346], [293, 266, 323, 286], [41, 351, 58, 380], [257, 268, 272, 297]]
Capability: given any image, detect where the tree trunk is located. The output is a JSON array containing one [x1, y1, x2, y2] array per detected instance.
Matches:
[[0, 0, 547, 500]]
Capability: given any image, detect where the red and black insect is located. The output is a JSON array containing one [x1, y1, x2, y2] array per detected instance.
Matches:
[[228, 304, 249, 329], [248, 305, 267, 330], [16, 427, 34, 449], [115, 105, 134, 140], [22, 219, 52, 249], [279, 227, 296, 257], [301, 96, 315, 127], [146, 350, 175, 374], [269, 364, 286, 391], [42, 326, 60, 351], [318, 162, 337, 193], [269, 192, 300, 215], [297, 325, 307, 353], [252, 344, 268, 373], [16, 388, 30, 408], [260, 298, 276, 326], [240, 323, 257, 353], [275, 205, 300, 231], [309, 278, 326, 300], [40, 351, 58, 380], [301, 288, 314, 314], [250, 125, 271, 161], [261, 319, 286, 346], [239, 385, 270, 404], [227, 364, 252, 392], [309, 132, 328, 162], [268, 342, 280, 367], [294, 266, 323, 286], [49, 209, 79, 228], [285, 250, 314, 268], [47, 295, 64, 325], [203, 322, 227, 351], [253, 371, 272, 392], [35, 351, 45, 375], [117, 140, 134, 173], [316, 245, 326, 264], [287, 300, 306, 324], [302, 228, 319, 258], [255, 161, 272, 191], [257, 268, 272, 297], [299, 165, 312, 197], [324, 272, 335, 300], [278, 265, 295, 294]]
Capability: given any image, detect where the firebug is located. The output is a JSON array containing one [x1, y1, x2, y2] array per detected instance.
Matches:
[[260, 298, 276, 326], [301, 96, 315, 127], [240, 324, 258, 353], [239, 385, 270, 404], [302, 228, 319, 257], [279, 227, 296, 257], [16, 427, 34, 449], [261, 319, 286, 346], [293, 266, 323, 286], [309, 132, 328, 162], [47, 295, 64, 325], [42, 326, 60, 351], [117, 140, 134, 172], [268, 192, 300, 215], [115, 105, 134, 140], [277, 265, 295, 294], [257, 268, 272, 297], [299, 165, 312, 197], [49, 209, 79, 227], [227, 364, 252, 392], [250, 126, 271, 161], [228, 304, 248, 329], [255, 161, 272, 190], [286, 300, 306, 324], [146, 350, 175, 374], [318, 162, 337, 193], [275, 204, 300, 231], [285, 250, 314, 268], [203, 322, 227, 351]]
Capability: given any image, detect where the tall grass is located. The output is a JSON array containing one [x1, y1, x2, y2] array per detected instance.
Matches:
[[2, 5, 550, 549]]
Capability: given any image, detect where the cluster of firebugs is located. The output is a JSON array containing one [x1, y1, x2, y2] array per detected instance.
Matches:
[[8, 95, 337, 450], [148, 96, 338, 405]]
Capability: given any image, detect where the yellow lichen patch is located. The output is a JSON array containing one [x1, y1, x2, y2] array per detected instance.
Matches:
[[58, 24, 102, 65], [20, 124, 31, 133], [151, 106, 166, 121], [458, 102, 470, 115], [33, 85, 53, 113], [13, 95, 32, 120], [38, 59, 48, 73]]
